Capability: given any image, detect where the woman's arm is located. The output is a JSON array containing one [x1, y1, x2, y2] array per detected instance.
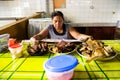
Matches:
[[30, 27, 48, 44], [32, 28, 48, 40], [69, 27, 92, 41]]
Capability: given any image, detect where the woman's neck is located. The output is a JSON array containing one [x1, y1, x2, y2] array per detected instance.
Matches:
[[52, 24, 66, 35], [54, 25, 63, 33]]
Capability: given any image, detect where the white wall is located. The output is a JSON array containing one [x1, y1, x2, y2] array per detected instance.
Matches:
[[0, 0, 120, 23], [0, 0, 47, 17], [55, 0, 120, 23]]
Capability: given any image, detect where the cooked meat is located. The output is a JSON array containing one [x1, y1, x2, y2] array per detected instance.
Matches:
[[52, 40, 76, 53], [27, 42, 48, 56]]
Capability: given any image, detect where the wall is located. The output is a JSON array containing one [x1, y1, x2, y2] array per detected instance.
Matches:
[[0, 0, 120, 23], [55, 0, 120, 23], [0, 0, 47, 17]]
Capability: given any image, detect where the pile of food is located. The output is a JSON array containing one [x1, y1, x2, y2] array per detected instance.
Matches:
[[27, 42, 48, 56], [77, 38, 116, 61], [52, 40, 76, 53]]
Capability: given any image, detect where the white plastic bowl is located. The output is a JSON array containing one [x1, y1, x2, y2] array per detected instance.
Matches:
[[44, 55, 78, 80], [8, 45, 23, 59]]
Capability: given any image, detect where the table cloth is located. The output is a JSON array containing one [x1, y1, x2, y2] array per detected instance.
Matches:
[[0, 40, 120, 80]]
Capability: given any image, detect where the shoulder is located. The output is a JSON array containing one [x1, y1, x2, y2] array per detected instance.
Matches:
[[63, 23, 72, 30], [64, 23, 71, 26], [64, 23, 72, 27], [46, 24, 53, 29]]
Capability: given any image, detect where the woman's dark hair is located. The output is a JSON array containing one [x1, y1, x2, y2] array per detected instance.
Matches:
[[51, 11, 64, 20]]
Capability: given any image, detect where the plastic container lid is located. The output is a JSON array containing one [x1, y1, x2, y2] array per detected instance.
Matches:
[[9, 43, 22, 48], [8, 38, 22, 48], [0, 34, 10, 38], [44, 55, 79, 72]]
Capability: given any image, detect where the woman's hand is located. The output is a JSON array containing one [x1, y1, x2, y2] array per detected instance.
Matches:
[[78, 35, 92, 42], [30, 37, 39, 45]]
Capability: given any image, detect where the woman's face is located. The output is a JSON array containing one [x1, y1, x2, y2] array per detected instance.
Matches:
[[52, 16, 64, 29]]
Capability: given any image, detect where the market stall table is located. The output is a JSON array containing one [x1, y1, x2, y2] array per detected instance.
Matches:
[[0, 40, 120, 80]]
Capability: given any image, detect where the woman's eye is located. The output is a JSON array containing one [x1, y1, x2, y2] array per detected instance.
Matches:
[[53, 20, 57, 23], [54, 20, 62, 23]]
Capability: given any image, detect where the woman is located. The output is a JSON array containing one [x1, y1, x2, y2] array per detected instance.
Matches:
[[30, 11, 91, 44]]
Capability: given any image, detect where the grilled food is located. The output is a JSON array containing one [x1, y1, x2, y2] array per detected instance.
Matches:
[[52, 40, 76, 53], [27, 42, 48, 56], [78, 38, 116, 62]]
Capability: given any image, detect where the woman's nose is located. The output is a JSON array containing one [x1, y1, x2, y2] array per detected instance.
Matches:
[[56, 21, 59, 25]]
